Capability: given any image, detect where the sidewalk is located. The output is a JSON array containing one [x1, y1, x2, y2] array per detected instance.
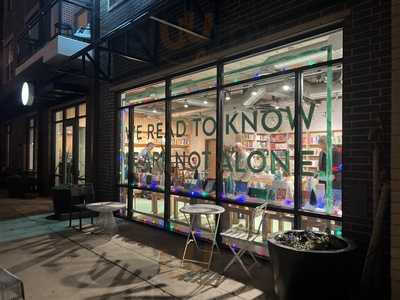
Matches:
[[0, 194, 275, 299]]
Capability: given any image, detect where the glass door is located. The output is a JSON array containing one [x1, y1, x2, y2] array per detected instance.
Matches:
[[53, 103, 86, 186], [64, 121, 75, 184]]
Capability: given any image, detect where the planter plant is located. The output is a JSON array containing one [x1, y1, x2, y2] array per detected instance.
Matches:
[[268, 230, 356, 300]]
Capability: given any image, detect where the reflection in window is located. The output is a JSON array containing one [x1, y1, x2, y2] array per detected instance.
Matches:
[[132, 102, 165, 191], [170, 92, 217, 198], [301, 66, 342, 217], [223, 76, 295, 208]]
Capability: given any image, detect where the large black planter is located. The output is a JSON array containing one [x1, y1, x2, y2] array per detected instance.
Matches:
[[268, 230, 356, 300]]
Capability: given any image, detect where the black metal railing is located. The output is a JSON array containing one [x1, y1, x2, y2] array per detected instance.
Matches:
[[16, 0, 92, 66]]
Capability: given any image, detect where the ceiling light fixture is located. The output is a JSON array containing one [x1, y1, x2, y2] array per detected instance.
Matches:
[[282, 84, 290, 91], [203, 100, 208, 104], [225, 91, 231, 101], [184, 100, 189, 108], [152, 108, 157, 113], [251, 91, 257, 96]]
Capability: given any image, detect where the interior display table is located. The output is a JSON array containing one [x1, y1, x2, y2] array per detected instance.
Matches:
[[179, 204, 225, 269], [86, 202, 125, 234]]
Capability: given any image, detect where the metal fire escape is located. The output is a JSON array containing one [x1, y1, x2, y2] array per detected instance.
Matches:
[[56, 0, 218, 83]]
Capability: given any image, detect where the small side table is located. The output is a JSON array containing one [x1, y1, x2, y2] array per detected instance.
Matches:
[[86, 202, 125, 234], [179, 204, 225, 269]]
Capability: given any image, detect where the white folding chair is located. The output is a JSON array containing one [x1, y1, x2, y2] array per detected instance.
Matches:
[[220, 201, 268, 278]]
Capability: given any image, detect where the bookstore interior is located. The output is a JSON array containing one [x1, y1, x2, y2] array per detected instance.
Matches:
[[117, 29, 343, 255]]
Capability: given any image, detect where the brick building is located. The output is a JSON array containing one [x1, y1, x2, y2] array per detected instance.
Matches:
[[0, 0, 398, 298]]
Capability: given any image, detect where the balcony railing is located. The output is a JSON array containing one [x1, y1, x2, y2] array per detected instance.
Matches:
[[16, 0, 92, 67]]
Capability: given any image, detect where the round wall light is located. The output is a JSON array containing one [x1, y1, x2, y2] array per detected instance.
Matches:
[[21, 82, 34, 106]]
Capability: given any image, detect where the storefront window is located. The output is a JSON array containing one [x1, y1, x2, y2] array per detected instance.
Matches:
[[117, 29, 343, 251], [224, 30, 342, 84], [170, 91, 217, 198], [301, 66, 342, 217], [121, 81, 165, 107], [131, 101, 165, 191], [223, 75, 295, 208]]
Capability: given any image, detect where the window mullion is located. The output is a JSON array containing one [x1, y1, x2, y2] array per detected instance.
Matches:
[[164, 78, 172, 230], [294, 71, 303, 229]]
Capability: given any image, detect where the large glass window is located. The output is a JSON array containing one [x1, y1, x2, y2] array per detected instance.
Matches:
[[301, 66, 342, 217], [117, 29, 343, 250], [131, 101, 165, 192], [223, 75, 295, 209], [170, 91, 217, 198], [224, 30, 342, 84]]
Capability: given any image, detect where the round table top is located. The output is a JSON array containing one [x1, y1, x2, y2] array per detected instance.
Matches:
[[86, 202, 126, 212], [179, 204, 225, 215]]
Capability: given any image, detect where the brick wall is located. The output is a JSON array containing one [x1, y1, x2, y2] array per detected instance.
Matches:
[[95, 83, 117, 201], [392, 0, 400, 298]]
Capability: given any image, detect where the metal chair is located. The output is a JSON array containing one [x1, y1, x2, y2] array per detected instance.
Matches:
[[0, 268, 25, 300], [220, 201, 268, 278], [69, 183, 97, 231]]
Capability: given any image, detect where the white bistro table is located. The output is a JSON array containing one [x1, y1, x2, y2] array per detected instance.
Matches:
[[86, 202, 125, 234], [179, 203, 225, 269]]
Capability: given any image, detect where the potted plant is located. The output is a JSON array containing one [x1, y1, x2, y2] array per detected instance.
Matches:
[[268, 230, 356, 300]]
